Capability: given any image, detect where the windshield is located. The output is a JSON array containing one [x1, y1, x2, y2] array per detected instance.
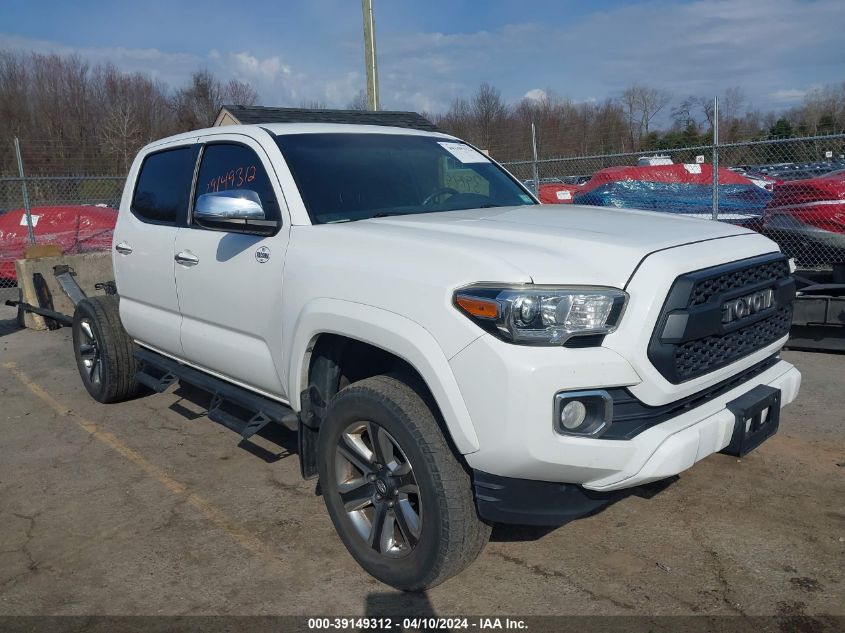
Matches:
[[274, 133, 536, 224]]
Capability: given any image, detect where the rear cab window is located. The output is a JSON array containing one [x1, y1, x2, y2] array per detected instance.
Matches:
[[131, 146, 197, 225]]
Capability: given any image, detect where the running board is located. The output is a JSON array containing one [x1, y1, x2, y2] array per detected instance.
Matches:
[[133, 347, 298, 439], [135, 369, 178, 393]]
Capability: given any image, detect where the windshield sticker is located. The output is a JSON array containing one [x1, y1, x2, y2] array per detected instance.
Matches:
[[438, 142, 489, 164], [519, 193, 533, 204]]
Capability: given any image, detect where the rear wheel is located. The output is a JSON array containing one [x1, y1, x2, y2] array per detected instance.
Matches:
[[72, 296, 142, 403], [318, 375, 490, 591]]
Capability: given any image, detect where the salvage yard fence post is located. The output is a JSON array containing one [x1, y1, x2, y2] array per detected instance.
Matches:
[[14, 137, 36, 246]]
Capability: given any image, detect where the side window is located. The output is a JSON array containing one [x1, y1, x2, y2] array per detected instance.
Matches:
[[131, 147, 195, 224], [194, 143, 280, 222]]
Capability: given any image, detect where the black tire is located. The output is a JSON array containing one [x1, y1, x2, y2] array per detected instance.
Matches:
[[72, 296, 142, 403], [318, 375, 490, 591]]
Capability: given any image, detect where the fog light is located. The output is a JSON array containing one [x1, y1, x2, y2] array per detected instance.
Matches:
[[560, 400, 587, 430], [553, 390, 613, 437]]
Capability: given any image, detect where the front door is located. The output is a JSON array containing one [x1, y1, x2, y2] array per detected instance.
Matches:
[[173, 135, 290, 398]]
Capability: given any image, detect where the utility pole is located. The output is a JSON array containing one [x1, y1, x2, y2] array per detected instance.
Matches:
[[711, 96, 719, 221], [361, 0, 380, 111], [531, 122, 540, 196]]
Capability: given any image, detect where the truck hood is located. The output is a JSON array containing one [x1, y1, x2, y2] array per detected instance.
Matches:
[[352, 204, 755, 288]]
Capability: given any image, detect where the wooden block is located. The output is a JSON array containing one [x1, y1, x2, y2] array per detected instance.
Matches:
[[14, 259, 47, 331], [24, 244, 63, 259]]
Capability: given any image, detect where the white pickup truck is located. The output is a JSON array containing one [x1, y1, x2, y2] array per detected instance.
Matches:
[[72, 119, 801, 591]]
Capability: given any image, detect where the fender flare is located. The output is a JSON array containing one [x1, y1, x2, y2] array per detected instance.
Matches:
[[285, 298, 480, 454]]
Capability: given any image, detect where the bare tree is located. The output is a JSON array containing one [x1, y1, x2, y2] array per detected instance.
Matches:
[[92, 64, 168, 172], [100, 99, 142, 172], [0, 52, 29, 173], [225, 78, 258, 107], [436, 97, 473, 143], [671, 96, 699, 131], [297, 99, 327, 109], [621, 85, 672, 149], [471, 82, 508, 152], [346, 90, 369, 111], [721, 87, 745, 122], [172, 71, 258, 130], [697, 95, 716, 132]]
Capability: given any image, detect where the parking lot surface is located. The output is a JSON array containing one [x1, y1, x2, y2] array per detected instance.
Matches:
[[1, 306, 843, 621]]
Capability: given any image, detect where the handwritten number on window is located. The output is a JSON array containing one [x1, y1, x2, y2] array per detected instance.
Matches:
[[206, 164, 258, 193]]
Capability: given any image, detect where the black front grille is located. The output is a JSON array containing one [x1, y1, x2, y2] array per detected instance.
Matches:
[[674, 305, 792, 381], [648, 253, 795, 384], [690, 259, 790, 306]]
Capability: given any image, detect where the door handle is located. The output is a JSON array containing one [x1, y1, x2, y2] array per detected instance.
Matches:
[[175, 251, 199, 266], [115, 241, 133, 255]]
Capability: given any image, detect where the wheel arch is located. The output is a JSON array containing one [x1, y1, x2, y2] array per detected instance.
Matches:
[[286, 299, 480, 455]]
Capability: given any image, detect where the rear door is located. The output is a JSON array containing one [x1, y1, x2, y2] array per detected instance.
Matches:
[[113, 143, 198, 356], [173, 134, 290, 398]]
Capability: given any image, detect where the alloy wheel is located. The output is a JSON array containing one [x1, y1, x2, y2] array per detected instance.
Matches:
[[334, 421, 422, 558], [77, 319, 102, 386]]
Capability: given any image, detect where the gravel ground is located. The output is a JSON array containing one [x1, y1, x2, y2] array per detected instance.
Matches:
[[0, 304, 842, 626]]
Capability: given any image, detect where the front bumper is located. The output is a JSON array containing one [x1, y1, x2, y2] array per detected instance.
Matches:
[[450, 334, 801, 491]]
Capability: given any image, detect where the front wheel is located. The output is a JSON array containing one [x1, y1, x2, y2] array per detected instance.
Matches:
[[318, 375, 490, 591]]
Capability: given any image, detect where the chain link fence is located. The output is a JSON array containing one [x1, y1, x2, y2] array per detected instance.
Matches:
[[500, 132, 845, 271], [3, 133, 845, 296], [0, 138, 125, 291]]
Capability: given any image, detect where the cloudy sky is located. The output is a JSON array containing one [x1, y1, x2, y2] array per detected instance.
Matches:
[[2, 0, 843, 114]]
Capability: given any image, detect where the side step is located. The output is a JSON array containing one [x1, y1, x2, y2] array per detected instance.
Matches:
[[133, 347, 298, 440]]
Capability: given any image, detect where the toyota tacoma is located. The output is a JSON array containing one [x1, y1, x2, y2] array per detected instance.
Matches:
[[71, 119, 801, 591]]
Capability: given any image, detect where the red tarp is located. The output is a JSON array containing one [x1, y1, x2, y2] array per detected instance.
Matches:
[[580, 163, 752, 188], [762, 170, 845, 266], [538, 183, 579, 204], [764, 170, 845, 234], [0, 205, 117, 280]]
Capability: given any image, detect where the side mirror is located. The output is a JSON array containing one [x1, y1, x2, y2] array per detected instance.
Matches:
[[196, 189, 265, 220], [194, 189, 277, 235]]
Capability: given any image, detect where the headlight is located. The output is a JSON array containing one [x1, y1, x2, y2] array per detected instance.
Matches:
[[454, 284, 627, 345]]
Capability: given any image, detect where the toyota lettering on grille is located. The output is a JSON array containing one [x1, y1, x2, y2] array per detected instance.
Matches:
[[722, 288, 775, 324]]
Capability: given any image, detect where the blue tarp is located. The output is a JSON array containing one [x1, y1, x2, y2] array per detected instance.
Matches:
[[572, 181, 773, 217]]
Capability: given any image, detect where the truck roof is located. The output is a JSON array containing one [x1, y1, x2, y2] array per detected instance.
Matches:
[[144, 122, 455, 152], [219, 105, 440, 132]]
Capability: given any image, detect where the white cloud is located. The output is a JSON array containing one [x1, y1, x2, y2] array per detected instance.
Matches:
[[230, 52, 291, 80], [0, 33, 200, 85], [769, 89, 809, 102], [523, 88, 547, 102]]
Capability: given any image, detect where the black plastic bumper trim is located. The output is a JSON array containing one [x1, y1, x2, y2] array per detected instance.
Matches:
[[601, 354, 781, 440], [473, 471, 627, 526]]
